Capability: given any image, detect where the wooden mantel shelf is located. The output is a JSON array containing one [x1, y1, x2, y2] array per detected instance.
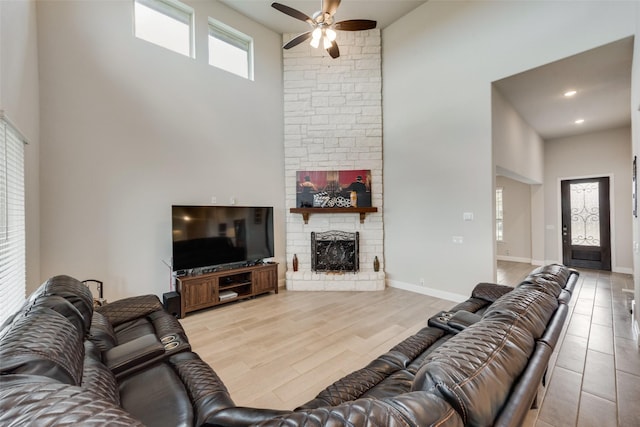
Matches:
[[290, 207, 378, 224]]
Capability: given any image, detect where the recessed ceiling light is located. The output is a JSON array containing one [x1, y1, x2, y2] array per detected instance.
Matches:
[[564, 90, 577, 97], [574, 119, 585, 124]]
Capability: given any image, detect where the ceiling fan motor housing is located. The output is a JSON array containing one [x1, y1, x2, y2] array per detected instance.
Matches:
[[312, 11, 334, 26]]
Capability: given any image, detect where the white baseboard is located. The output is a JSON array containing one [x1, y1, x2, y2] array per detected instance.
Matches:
[[632, 300, 640, 347], [613, 266, 634, 275], [496, 255, 532, 264], [388, 280, 467, 303]]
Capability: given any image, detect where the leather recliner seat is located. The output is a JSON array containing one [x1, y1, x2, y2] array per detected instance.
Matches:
[[0, 264, 578, 427]]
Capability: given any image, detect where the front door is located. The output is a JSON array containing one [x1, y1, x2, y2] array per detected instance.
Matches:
[[561, 177, 611, 270]]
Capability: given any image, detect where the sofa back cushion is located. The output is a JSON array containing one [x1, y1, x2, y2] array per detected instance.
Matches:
[[526, 264, 571, 287], [0, 377, 143, 426], [28, 295, 86, 335], [0, 306, 85, 385], [95, 294, 163, 327], [481, 286, 558, 340], [30, 275, 94, 335], [412, 318, 534, 426]]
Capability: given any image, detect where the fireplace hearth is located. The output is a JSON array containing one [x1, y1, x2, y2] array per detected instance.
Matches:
[[311, 230, 359, 273]]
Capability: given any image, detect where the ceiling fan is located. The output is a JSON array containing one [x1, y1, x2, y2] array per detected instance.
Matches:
[[271, 0, 377, 59]]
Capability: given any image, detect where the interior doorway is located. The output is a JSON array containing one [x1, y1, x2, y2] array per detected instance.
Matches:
[[561, 177, 611, 270]]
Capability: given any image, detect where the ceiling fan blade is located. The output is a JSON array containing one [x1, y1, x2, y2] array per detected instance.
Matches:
[[334, 19, 377, 31], [327, 41, 340, 58], [322, 0, 341, 16], [271, 3, 314, 25], [283, 31, 312, 49]]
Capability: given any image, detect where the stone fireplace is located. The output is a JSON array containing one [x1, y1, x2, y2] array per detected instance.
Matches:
[[283, 30, 385, 291]]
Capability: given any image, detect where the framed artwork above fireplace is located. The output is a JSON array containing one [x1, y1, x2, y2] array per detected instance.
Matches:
[[296, 169, 372, 208]]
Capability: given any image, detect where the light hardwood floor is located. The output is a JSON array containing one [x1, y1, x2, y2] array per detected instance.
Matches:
[[180, 262, 639, 426]]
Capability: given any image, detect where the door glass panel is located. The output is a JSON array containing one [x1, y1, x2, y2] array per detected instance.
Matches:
[[569, 182, 600, 246]]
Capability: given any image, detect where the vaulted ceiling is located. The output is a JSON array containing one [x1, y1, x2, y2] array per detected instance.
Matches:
[[222, 1, 634, 140]]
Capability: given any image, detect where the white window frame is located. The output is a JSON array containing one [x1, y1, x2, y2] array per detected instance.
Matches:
[[496, 187, 504, 242], [208, 18, 254, 80], [134, 0, 195, 58], [0, 114, 26, 325]]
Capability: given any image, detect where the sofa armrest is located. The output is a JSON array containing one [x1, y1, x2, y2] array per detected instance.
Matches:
[[471, 282, 514, 302], [96, 294, 163, 326], [203, 407, 293, 427], [167, 352, 237, 426], [448, 310, 482, 331], [104, 334, 165, 375]]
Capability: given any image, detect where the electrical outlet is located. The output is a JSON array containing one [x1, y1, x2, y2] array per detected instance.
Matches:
[[419, 278, 425, 286], [211, 196, 217, 204]]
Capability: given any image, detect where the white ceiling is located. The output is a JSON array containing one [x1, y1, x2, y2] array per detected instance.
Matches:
[[219, 0, 428, 34], [494, 37, 634, 140], [221, 1, 633, 141]]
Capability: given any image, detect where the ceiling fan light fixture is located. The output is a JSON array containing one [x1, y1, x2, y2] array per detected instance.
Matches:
[[271, 2, 377, 59]]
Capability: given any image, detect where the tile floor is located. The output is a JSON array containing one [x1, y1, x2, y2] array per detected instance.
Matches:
[[497, 261, 639, 427]]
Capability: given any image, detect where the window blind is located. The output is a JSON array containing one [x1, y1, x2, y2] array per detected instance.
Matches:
[[136, 0, 192, 26], [208, 19, 251, 52], [0, 117, 26, 325]]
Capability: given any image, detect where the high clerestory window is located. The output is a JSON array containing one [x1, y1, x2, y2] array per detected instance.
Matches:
[[208, 18, 253, 80], [134, 0, 194, 57], [0, 116, 26, 325]]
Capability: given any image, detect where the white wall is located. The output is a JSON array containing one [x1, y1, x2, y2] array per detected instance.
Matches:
[[36, 0, 284, 300], [492, 87, 544, 185], [496, 176, 532, 262], [0, 0, 40, 289], [383, 1, 639, 298], [632, 5, 640, 336], [492, 85, 544, 266], [544, 126, 633, 273]]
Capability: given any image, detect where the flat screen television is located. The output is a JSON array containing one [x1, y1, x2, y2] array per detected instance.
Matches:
[[171, 205, 274, 273]]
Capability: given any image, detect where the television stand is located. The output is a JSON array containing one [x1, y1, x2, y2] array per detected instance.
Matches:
[[176, 263, 278, 318]]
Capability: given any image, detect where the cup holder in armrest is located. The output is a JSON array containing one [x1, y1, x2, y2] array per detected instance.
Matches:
[[161, 334, 177, 344], [428, 311, 462, 334], [164, 341, 179, 350], [428, 310, 482, 335], [160, 334, 190, 354], [438, 312, 454, 322]]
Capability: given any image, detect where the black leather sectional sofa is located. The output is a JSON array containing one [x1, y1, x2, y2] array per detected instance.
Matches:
[[0, 264, 577, 426]]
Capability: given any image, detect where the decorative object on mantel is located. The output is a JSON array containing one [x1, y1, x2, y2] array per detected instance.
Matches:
[[296, 169, 372, 208], [293, 254, 299, 272], [271, 0, 377, 59], [373, 256, 380, 272]]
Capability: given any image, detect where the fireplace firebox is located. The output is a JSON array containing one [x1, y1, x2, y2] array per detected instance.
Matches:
[[311, 230, 359, 273]]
